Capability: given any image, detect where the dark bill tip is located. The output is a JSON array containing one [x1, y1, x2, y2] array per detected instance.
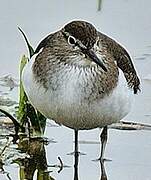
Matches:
[[85, 49, 107, 72]]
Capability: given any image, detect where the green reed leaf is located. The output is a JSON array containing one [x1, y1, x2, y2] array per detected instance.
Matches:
[[18, 27, 34, 58]]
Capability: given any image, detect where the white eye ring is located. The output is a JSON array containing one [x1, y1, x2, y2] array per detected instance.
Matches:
[[68, 35, 76, 46]]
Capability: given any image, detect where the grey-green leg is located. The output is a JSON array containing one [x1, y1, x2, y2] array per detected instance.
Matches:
[[74, 129, 79, 155], [74, 130, 79, 180], [99, 126, 108, 161]]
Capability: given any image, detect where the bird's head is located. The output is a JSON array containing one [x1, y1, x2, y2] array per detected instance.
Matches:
[[61, 20, 107, 72]]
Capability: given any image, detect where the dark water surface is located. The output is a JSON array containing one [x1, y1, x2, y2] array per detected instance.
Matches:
[[0, 0, 151, 179]]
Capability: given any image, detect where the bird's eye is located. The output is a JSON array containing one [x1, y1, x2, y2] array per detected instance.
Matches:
[[68, 36, 76, 46]]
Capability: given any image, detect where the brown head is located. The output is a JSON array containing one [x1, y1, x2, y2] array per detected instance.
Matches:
[[63, 20, 98, 49], [61, 20, 107, 72]]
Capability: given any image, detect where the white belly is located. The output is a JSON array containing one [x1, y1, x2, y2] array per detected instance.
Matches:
[[22, 59, 133, 130]]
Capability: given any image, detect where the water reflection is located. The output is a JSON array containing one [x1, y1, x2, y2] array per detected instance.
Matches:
[[0, 74, 18, 91], [73, 152, 79, 180], [99, 161, 108, 180], [15, 137, 54, 180], [15, 137, 108, 180], [73, 152, 108, 180]]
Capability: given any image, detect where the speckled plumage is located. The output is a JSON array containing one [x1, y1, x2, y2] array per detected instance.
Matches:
[[98, 32, 140, 94], [22, 20, 140, 130]]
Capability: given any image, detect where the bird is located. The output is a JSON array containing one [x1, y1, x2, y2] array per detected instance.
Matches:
[[22, 20, 140, 161]]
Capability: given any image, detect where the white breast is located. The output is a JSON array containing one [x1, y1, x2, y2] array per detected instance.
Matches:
[[22, 57, 134, 130]]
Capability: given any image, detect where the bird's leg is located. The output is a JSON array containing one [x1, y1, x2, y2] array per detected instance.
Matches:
[[99, 126, 108, 162], [67, 130, 80, 156], [74, 129, 79, 155], [74, 129, 79, 180]]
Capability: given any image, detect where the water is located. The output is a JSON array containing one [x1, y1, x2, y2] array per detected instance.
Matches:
[[1, 0, 151, 179]]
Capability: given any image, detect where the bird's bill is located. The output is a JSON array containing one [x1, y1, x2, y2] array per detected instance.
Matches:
[[86, 49, 107, 72]]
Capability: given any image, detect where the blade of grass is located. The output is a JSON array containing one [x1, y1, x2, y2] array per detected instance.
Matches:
[[17, 55, 42, 136], [37, 111, 47, 134], [18, 27, 34, 58], [18, 28, 47, 136], [17, 55, 28, 126], [98, 0, 102, 11], [0, 108, 25, 134]]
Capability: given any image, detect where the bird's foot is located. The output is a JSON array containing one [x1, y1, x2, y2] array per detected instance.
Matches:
[[67, 151, 86, 156], [92, 157, 112, 163]]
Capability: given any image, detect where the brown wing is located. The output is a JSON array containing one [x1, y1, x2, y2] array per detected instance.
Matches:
[[34, 32, 57, 54], [98, 32, 140, 94]]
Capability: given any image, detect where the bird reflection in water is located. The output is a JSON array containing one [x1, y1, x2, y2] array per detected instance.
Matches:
[[73, 130, 107, 180], [73, 152, 108, 180], [99, 161, 108, 180], [14, 136, 107, 180]]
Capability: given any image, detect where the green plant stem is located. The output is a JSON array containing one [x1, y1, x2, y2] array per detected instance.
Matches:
[[98, 0, 102, 11]]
